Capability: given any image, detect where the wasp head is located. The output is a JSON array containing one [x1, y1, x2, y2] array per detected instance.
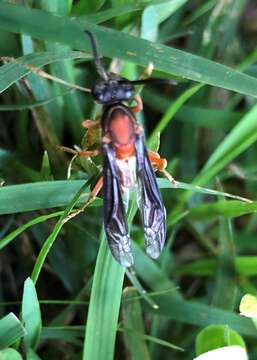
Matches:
[[92, 74, 135, 105]]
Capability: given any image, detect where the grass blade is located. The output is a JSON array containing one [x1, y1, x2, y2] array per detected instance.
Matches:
[[1, 3, 257, 97], [0, 51, 90, 93], [83, 231, 125, 360], [0, 180, 96, 214], [0, 211, 63, 250], [31, 179, 90, 284], [22, 278, 42, 350], [122, 288, 150, 360], [0, 313, 25, 349]]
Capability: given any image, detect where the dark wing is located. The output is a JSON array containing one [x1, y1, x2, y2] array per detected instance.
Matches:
[[102, 143, 133, 267], [135, 134, 166, 259]]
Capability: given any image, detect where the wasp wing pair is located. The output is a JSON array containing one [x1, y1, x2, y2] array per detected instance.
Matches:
[[102, 131, 166, 267]]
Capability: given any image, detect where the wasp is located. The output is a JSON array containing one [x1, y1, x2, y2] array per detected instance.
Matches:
[[60, 31, 176, 267]]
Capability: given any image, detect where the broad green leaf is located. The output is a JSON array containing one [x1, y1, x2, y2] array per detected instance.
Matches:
[[195, 325, 246, 356], [22, 278, 42, 350], [0, 313, 25, 349], [1, 3, 257, 97], [240, 294, 257, 318], [83, 231, 125, 360], [0, 348, 23, 360]]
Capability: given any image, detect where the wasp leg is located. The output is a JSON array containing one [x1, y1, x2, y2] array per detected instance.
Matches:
[[148, 150, 177, 185], [64, 176, 103, 223], [57, 145, 101, 158], [82, 119, 100, 130], [148, 150, 167, 171], [130, 95, 143, 113]]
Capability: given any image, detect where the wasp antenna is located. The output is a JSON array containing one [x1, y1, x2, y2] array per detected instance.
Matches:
[[85, 30, 109, 81], [128, 78, 178, 86]]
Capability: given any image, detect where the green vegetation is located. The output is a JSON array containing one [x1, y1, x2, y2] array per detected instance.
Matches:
[[0, 1, 257, 359]]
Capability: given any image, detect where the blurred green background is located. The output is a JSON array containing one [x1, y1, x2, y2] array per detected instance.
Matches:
[[1, 0, 257, 359]]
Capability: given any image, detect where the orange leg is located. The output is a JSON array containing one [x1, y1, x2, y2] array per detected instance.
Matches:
[[148, 150, 177, 186], [64, 176, 104, 222], [57, 145, 101, 158], [82, 119, 100, 130], [148, 150, 167, 171], [130, 95, 143, 113]]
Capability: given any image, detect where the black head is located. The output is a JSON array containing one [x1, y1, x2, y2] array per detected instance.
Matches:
[[85, 31, 135, 105], [85, 30, 177, 105], [92, 74, 135, 104]]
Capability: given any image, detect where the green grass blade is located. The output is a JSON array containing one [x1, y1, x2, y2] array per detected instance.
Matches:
[[119, 327, 183, 352], [212, 217, 237, 310], [0, 313, 25, 349], [83, 231, 125, 360], [1, 3, 257, 97], [141, 0, 188, 41], [22, 278, 42, 350], [133, 243, 181, 298], [143, 88, 242, 130], [167, 100, 257, 219], [0, 51, 90, 93], [188, 200, 257, 219], [31, 179, 90, 284], [148, 83, 203, 147], [195, 102, 257, 186], [41, 325, 83, 342], [158, 178, 251, 202], [27, 349, 42, 360], [0, 180, 94, 214], [41, 1, 84, 139], [0, 211, 62, 250], [122, 288, 150, 360], [0, 90, 72, 110], [178, 256, 257, 277], [146, 297, 257, 337]]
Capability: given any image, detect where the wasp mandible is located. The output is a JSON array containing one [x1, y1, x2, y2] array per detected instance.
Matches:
[[61, 31, 176, 267]]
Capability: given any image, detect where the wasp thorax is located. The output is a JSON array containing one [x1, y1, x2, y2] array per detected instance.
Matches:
[[92, 78, 135, 105]]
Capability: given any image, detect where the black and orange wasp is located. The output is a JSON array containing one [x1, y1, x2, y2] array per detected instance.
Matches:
[[61, 31, 176, 267]]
